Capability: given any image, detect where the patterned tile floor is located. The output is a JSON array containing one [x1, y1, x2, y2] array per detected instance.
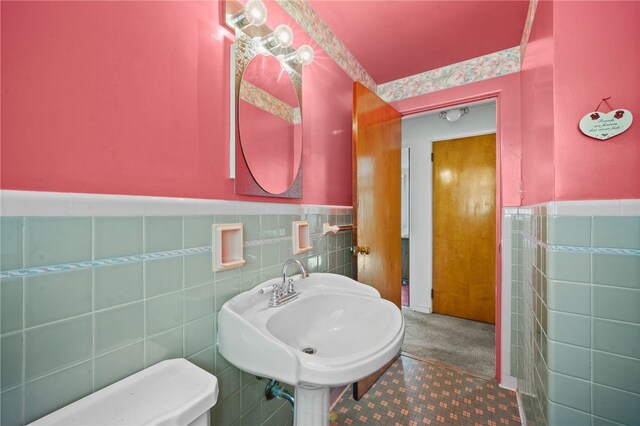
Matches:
[[331, 355, 521, 426]]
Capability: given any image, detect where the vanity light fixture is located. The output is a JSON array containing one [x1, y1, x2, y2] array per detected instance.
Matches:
[[259, 24, 294, 49], [439, 107, 469, 122], [230, 0, 267, 28], [280, 44, 314, 65]]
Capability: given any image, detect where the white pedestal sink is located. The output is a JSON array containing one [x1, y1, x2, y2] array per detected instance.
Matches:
[[218, 273, 405, 426]]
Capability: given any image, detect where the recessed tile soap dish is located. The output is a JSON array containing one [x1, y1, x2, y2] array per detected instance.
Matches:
[[292, 221, 312, 255], [213, 223, 245, 272]]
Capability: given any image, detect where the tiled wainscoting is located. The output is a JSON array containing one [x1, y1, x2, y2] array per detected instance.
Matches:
[[0, 191, 353, 426], [505, 201, 640, 425]]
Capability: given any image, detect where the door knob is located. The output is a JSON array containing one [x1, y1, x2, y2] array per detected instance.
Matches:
[[350, 245, 370, 255]]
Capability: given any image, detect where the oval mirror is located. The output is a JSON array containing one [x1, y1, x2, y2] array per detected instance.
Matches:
[[238, 53, 302, 195]]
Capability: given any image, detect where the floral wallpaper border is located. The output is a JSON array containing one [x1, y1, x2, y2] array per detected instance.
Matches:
[[275, 0, 377, 91], [275, 0, 537, 102], [519, 0, 539, 64], [377, 47, 521, 103], [240, 80, 301, 124]]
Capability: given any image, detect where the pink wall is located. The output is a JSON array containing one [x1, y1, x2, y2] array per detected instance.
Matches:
[[0, 1, 353, 206], [553, 1, 640, 201], [391, 72, 522, 208], [520, 0, 555, 206], [520, 0, 640, 203]]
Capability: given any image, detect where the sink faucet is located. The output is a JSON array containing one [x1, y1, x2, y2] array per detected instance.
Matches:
[[268, 259, 309, 307]]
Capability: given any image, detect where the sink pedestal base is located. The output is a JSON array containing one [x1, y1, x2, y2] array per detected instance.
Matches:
[[294, 385, 330, 426]]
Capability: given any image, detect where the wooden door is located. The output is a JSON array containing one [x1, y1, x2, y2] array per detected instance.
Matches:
[[352, 82, 402, 399], [432, 134, 496, 324]]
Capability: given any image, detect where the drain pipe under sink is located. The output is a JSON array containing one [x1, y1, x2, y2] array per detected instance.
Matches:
[[265, 379, 295, 413]]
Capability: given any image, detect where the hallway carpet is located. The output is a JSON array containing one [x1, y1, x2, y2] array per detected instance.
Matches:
[[401, 308, 495, 378]]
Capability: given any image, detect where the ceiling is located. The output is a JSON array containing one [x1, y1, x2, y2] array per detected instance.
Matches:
[[307, 0, 530, 84]]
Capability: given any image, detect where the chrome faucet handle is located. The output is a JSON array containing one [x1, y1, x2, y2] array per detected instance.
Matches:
[[269, 283, 280, 304], [287, 277, 295, 294]]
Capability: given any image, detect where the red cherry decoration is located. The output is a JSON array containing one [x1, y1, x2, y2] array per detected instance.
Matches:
[[590, 113, 600, 120], [614, 110, 624, 119]]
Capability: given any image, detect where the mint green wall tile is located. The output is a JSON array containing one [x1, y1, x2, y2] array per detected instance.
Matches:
[[24, 361, 93, 424], [546, 401, 591, 426], [215, 346, 232, 374], [278, 239, 291, 263], [594, 319, 640, 359], [215, 215, 240, 224], [1, 386, 23, 426], [240, 376, 264, 414], [593, 217, 640, 250], [261, 395, 280, 422], [1, 277, 23, 334], [261, 243, 280, 268], [25, 315, 92, 380], [25, 270, 92, 327], [145, 326, 183, 367], [240, 402, 261, 426], [240, 270, 260, 291], [187, 346, 214, 374], [260, 265, 281, 282], [241, 215, 260, 241], [243, 245, 261, 272], [593, 383, 640, 425], [277, 401, 294, 425], [146, 292, 183, 336], [547, 216, 591, 246], [94, 217, 143, 259], [144, 217, 182, 253], [593, 254, 640, 289], [94, 341, 144, 391], [260, 215, 279, 239], [1, 332, 23, 391], [278, 215, 295, 237], [547, 280, 590, 316], [185, 283, 215, 322], [547, 311, 590, 348], [218, 366, 241, 401], [95, 263, 143, 310], [184, 216, 214, 249], [1, 217, 23, 270], [592, 415, 628, 426], [214, 263, 240, 282], [593, 286, 640, 323], [184, 253, 214, 288], [212, 391, 241, 426], [95, 302, 143, 355], [546, 250, 590, 283], [185, 315, 215, 357], [593, 351, 640, 394], [547, 372, 590, 412], [145, 257, 183, 297], [215, 276, 242, 310], [25, 217, 92, 267], [547, 341, 591, 380]]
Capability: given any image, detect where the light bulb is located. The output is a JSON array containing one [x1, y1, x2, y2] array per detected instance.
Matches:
[[445, 109, 462, 122], [244, 0, 267, 26], [273, 24, 293, 48], [296, 45, 314, 65]]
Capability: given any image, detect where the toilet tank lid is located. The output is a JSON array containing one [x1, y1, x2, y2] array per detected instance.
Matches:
[[29, 359, 219, 426]]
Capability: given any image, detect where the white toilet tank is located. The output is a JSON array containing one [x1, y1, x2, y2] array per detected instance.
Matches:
[[29, 359, 219, 426]]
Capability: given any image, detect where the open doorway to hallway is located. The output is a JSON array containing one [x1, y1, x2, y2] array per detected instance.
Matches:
[[400, 100, 498, 379]]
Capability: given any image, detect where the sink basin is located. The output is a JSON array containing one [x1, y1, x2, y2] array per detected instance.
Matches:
[[217, 272, 404, 425], [218, 273, 404, 387]]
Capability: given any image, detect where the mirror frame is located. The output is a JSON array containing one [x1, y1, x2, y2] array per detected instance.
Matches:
[[234, 31, 303, 198]]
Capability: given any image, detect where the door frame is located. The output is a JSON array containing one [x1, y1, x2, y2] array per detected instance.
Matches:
[[403, 93, 504, 381]]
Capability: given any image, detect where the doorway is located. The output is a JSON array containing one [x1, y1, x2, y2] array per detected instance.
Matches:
[[401, 101, 497, 378]]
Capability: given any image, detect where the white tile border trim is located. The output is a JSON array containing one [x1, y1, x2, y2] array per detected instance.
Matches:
[[0, 190, 352, 217], [513, 199, 640, 216]]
